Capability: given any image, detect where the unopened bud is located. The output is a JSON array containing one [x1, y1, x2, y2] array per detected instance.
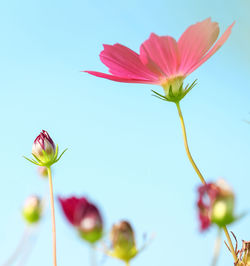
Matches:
[[110, 221, 137, 262], [79, 213, 103, 244], [22, 196, 42, 224], [58, 196, 103, 244], [37, 166, 48, 178], [197, 179, 236, 231], [32, 130, 56, 164], [211, 179, 235, 227]]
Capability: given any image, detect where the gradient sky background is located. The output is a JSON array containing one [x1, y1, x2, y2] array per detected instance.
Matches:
[[0, 0, 250, 266]]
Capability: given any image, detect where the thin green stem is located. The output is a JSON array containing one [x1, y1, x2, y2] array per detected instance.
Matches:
[[47, 167, 57, 266], [175, 102, 206, 185], [175, 102, 238, 263], [223, 226, 238, 262], [211, 228, 222, 266], [125, 262, 130, 266]]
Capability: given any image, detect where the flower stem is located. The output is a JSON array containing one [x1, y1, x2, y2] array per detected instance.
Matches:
[[2, 226, 31, 266], [175, 102, 206, 185], [47, 167, 57, 266], [90, 245, 97, 266], [175, 102, 237, 263], [211, 228, 222, 266], [125, 262, 130, 266], [223, 226, 238, 262]]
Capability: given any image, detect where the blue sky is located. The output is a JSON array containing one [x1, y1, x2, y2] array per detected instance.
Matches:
[[0, 0, 250, 266]]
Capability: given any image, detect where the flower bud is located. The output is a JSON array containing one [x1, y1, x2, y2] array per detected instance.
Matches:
[[37, 166, 48, 178], [58, 196, 103, 244], [110, 220, 137, 263], [197, 179, 235, 231], [32, 130, 56, 164], [211, 179, 235, 227], [22, 195, 42, 224]]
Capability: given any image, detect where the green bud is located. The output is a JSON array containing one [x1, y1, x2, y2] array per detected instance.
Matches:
[[37, 166, 48, 178], [211, 196, 235, 227], [211, 179, 235, 227], [109, 221, 137, 263], [79, 228, 103, 244], [22, 196, 42, 224]]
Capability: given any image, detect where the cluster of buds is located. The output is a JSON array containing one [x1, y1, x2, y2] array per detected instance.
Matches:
[[58, 196, 103, 244], [22, 195, 42, 224], [197, 179, 236, 231], [108, 220, 138, 264]]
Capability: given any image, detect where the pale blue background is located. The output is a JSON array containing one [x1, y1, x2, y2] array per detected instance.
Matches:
[[0, 0, 249, 266]]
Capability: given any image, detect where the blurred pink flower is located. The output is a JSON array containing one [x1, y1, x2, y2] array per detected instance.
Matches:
[[197, 180, 235, 231], [197, 183, 220, 231], [58, 196, 103, 243], [37, 166, 48, 177], [85, 18, 234, 97]]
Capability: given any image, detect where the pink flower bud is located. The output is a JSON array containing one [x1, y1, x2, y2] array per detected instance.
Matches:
[[110, 220, 137, 262], [197, 179, 235, 231], [22, 195, 42, 224], [37, 166, 48, 178], [58, 196, 103, 244], [32, 130, 56, 164]]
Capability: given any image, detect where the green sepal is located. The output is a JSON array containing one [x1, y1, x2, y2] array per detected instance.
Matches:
[[108, 246, 138, 264], [152, 79, 197, 103], [55, 148, 68, 163], [24, 144, 67, 167], [78, 228, 103, 244], [23, 156, 40, 166]]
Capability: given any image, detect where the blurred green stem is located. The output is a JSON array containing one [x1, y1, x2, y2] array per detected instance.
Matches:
[[223, 226, 238, 262], [90, 245, 97, 266], [2, 227, 31, 266], [211, 228, 222, 266]]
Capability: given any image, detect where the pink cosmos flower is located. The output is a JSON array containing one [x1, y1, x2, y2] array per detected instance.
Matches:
[[85, 18, 234, 102]]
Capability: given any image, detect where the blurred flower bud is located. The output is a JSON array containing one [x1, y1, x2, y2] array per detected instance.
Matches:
[[211, 179, 235, 227], [109, 220, 137, 263], [197, 179, 235, 231], [22, 195, 42, 224], [32, 130, 56, 164], [37, 166, 48, 178], [58, 196, 103, 244]]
